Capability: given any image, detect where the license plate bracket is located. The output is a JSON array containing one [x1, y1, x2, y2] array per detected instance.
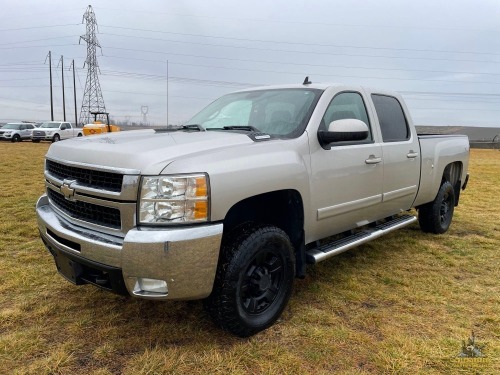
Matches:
[[53, 251, 85, 285]]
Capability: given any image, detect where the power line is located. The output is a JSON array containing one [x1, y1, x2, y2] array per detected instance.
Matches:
[[99, 26, 500, 57], [0, 35, 80, 46], [0, 23, 79, 32], [93, 7, 499, 33], [99, 53, 500, 78], [104, 44, 500, 66]]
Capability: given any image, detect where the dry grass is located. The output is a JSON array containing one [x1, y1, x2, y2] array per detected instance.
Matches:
[[0, 143, 498, 374]]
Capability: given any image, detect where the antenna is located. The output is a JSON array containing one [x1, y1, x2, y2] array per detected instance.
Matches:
[[303, 76, 312, 85], [79, 5, 107, 125]]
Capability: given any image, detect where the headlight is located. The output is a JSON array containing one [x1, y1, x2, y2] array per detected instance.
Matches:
[[139, 174, 209, 224]]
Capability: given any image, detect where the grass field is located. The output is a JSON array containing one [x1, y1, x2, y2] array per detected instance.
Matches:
[[0, 143, 498, 374]]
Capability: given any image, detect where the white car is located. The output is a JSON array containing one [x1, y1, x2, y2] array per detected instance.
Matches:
[[0, 122, 36, 142]]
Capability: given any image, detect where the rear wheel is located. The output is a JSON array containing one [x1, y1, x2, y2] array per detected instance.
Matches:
[[204, 225, 295, 337], [32, 140, 40, 143], [52, 134, 60, 142], [418, 181, 455, 234]]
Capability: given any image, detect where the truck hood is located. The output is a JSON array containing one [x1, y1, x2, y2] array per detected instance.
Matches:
[[46, 129, 255, 175]]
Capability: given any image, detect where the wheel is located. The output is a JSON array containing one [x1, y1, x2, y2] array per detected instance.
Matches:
[[52, 134, 60, 142], [12, 134, 21, 142], [32, 140, 40, 143], [418, 181, 455, 234], [204, 225, 295, 337], [77, 133, 83, 137]]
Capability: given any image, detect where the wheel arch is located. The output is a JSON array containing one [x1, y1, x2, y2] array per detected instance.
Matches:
[[442, 161, 463, 206], [222, 189, 306, 277]]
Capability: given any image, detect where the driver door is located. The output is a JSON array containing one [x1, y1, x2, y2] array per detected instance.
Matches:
[[309, 90, 383, 240]]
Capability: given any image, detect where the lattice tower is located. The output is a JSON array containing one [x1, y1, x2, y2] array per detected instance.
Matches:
[[79, 5, 106, 125]]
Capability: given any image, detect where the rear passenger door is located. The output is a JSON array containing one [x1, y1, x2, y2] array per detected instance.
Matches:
[[370, 94, 421, 216]]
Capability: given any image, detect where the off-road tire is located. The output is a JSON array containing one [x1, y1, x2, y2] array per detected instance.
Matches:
[[418, 181, 455, 234], [52, 134, 60, 142], [12, 134, 21, 142], [204, 224, 295, 337]]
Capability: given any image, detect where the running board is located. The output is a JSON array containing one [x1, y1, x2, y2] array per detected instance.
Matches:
[[306, 214, 417, 264]]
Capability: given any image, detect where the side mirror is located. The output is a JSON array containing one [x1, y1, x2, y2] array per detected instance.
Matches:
[[318, 119, 369, 148]]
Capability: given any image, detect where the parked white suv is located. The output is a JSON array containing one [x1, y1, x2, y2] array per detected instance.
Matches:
[[0, 122, 36, 142]]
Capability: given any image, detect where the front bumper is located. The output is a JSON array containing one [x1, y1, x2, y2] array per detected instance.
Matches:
[[32, 135, 54, 141], [36, 194, 223, 300]]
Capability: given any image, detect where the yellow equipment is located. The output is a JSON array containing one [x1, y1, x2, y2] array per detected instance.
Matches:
[[83, 112, 120, 136]]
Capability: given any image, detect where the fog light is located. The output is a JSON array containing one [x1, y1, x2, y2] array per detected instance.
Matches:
[[133, 277, 168, 295]]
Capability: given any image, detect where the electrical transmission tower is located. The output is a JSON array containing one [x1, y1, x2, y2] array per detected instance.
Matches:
[[141, 106, 149, 125], [79, 5, 106, 125]]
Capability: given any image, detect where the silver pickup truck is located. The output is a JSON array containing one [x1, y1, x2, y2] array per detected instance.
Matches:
[[36, 83, 469, 336]]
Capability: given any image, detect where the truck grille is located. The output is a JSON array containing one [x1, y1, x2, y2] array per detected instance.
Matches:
[[48, 189, 121, 229], [33, 130, 46, 136], [47, 160, 124, 192]]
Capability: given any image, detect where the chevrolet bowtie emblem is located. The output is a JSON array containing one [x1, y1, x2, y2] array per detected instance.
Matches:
[[60, 179, 77, 200]]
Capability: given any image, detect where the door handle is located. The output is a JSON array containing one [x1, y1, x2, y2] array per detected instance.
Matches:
[[365, 155, 382, 164], [407, 150, 419, 159]]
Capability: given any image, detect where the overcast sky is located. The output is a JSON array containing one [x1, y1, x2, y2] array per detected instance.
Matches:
[[1, 0, 499, 127]]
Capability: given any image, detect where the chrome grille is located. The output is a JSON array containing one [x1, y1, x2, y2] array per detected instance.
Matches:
[[46, 159, 124, 192], [48, 189, 121, 229]]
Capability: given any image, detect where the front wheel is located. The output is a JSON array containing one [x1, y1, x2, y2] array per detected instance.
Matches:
[[52, 134, 60, 142], [12, 134, 21, 142], [204, 225, 295, 337], [418, 181, 455, 234]]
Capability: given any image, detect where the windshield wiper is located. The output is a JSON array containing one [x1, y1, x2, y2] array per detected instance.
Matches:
[[155, 124, 205, 133], [182, 124, 205, 131], [222, 125, 260, 132]]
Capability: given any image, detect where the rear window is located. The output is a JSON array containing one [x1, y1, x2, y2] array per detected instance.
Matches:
[[371, 94, 409, 142]]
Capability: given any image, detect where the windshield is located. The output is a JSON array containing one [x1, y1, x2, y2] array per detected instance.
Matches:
[[3, 124, 22, 130], [188, 88, 322, 137], [39, 122, 60, 129]]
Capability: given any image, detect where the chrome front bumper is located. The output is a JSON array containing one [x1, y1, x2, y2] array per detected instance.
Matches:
[[36, 194, 223, 300]]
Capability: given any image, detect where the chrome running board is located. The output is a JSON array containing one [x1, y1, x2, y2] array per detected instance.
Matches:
[[306, 214, 417, 264]]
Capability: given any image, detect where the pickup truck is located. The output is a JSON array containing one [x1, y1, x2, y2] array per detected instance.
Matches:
[[36, 83, 470, 337], [31, 121, 83, 142]]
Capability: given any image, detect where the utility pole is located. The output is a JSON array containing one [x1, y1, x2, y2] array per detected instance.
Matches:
[[58, 56, 66, 121], [167, 60, 169, 126], [79, 5, 106, 125], [70, 59, 78, 127], [45, 51, 54, 121]]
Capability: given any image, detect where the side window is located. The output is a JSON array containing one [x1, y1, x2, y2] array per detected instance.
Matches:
[[20, 125, 26, 130], [321, 92, 372, 141], [371, 94, 409, 142], [64, 123, 72, 129]]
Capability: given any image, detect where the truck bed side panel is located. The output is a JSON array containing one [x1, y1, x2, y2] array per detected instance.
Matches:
[[413, 135, 469, 207]]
